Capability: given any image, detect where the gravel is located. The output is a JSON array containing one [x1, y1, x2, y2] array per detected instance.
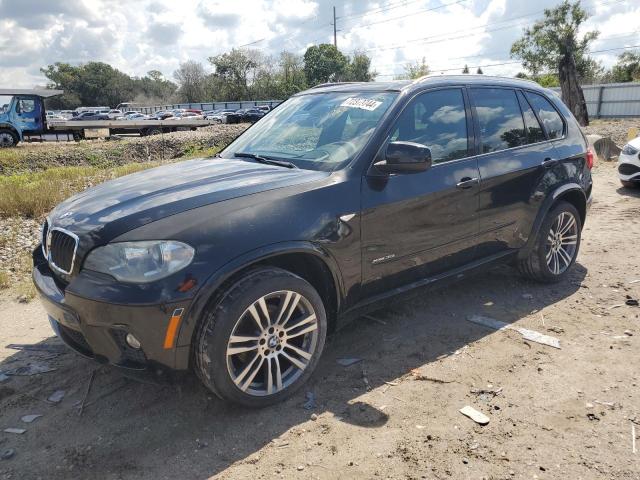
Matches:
[[1, 124, 249, 175]]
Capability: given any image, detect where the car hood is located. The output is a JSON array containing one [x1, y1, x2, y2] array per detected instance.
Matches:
[[49, 157, 329, 241]]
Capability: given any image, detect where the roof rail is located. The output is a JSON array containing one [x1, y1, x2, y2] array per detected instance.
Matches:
[[310, 81, 363, 89], [411, 74, 540, 86]]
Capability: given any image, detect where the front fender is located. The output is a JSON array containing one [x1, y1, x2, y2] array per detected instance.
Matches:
[[517, 182, 586, 260], [174, 240, 344, 356]]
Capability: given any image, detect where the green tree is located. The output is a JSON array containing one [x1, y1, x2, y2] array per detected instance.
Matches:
[[41, 61, 135, 107], [345, 51, 376, 82], [608, 51, 640, 83], [462, 64, 470, 74], [395, 57, 430, 80], [208, 49, 260, 101], [303, 44, 349, 86], [510, 0, 598, 125], [476, 67, 484, 74]]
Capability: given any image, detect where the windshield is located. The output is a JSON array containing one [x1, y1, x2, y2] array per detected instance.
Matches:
[[221, 91, 398, 171]]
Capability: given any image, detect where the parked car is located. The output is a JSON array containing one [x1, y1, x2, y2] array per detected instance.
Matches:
[[107, 109, 123, 119], [256, 105, 271, 113], [150, 111, 174, 120], [618, 136, 640, 188], [74, 111, 110, 121], [226, 108, 265, 124], [186, 109, 203, 114], [33, 76, 593, 407], [168, 111, 203, 120], [206, 109, 235, 123]]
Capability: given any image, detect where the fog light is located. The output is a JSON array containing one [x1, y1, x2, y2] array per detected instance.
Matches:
[[125, 333, 141, 349]]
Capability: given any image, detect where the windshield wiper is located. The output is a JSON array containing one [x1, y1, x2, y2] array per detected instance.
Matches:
[[234, 152, 297, 169]]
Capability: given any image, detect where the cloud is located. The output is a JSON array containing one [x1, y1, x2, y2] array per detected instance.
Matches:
[[197, 2, 241, 28], [147, 21, 183, 45], [0, 0, 94, 29], [0, 0, 639, 89]]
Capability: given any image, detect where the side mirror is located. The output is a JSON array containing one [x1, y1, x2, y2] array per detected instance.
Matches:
[[373, 141, 432, 174]]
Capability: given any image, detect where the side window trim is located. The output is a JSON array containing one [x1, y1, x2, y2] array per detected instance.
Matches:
[[370, 86, 474, 169], [522, 89, 567, 140], [516, 89, 549, 143]]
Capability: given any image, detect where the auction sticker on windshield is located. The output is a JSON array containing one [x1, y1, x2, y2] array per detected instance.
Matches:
[[340, 97, 383, 111]]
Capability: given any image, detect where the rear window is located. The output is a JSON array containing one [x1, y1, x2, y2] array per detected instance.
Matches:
[[470, 88, 526, 153], [524, 92, 564, 139]]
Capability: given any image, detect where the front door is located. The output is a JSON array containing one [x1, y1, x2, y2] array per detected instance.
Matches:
[[13, 96, 43, 135], [360, 88, 481, 297]]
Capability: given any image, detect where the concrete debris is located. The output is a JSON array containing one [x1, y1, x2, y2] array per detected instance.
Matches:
[[460, 406, 490, 425], [336, 358, 362, 367], [20, 414, 42, 423], [467, 315, 561, 349], [4, 428, 26, 434], [47, 390, 65, 404]]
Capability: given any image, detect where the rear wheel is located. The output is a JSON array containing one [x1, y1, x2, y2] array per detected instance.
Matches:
[[519, 201, 581, 283], [194, 267, 327, 407], [0, 129, 18, 148]]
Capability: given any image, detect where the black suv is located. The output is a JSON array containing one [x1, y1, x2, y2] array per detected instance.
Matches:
[[33, 76, 593, 407]]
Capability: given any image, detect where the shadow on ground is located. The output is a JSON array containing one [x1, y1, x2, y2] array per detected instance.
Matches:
[[0, 262, 587, 479]]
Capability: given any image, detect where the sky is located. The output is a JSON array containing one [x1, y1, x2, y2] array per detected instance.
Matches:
[[0, 0, 639, 89]]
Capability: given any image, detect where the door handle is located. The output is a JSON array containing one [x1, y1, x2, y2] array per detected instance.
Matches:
[[542, 157, 559, 168], [456, 177, 479, 189]]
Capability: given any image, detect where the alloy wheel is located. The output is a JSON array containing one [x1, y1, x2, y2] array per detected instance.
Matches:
[[545, 211, 578, 275], [226, 290, 319, 397]]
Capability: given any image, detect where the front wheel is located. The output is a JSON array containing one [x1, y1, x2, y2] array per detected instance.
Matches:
[[194, 267, 327, 407], [0, 129, 18, 148], [519, 201, 582, 283]]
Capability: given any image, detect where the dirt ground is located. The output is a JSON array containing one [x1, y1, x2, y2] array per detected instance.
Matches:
[[0, 161, 638, 480]]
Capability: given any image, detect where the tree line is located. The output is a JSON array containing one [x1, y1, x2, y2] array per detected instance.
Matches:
[[42, 44, 376, 109]]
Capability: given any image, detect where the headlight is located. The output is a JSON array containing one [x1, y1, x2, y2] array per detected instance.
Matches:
[[83, 241, 194, 283], [622, 144, 639, 156]]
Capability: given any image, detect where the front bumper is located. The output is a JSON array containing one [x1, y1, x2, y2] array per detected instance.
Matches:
[[32, 250, 193, 378], [618, 152, 640, 182]]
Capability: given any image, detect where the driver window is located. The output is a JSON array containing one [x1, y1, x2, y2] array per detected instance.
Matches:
[[389, 89, 469, 164], [17, 99, 35, 114]]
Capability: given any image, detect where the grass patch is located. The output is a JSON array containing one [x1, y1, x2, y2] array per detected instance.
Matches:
[[0, 161, 165, 218]]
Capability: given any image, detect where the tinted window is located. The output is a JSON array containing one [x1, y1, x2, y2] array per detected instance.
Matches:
[[471, 88, 526, 153], [517, 91, 546, 144], [525, 92, 564, 139], [390, 89, 468, 164]]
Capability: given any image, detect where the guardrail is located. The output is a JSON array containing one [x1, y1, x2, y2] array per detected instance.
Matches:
[[551, 83, 640, 118], [137, 100, 282, 115]]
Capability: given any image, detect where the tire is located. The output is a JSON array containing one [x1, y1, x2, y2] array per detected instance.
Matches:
[[0, 129, 18, 148], [621, 180, 638, 189], [194, 267, 327, 407], [518, 201, 582, 283]]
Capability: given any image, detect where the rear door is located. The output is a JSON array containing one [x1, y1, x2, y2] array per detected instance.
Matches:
[[469, 87, 557, 257], [360, 87, 481, 297]]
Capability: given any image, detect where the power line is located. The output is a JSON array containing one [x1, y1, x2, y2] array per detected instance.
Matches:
[[374, 43, 640, 77], [370, 30, 640, 70], [337, 0, 425, 21]]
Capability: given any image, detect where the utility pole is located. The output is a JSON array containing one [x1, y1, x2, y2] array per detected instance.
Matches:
[[332, 6, 337, 48]]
